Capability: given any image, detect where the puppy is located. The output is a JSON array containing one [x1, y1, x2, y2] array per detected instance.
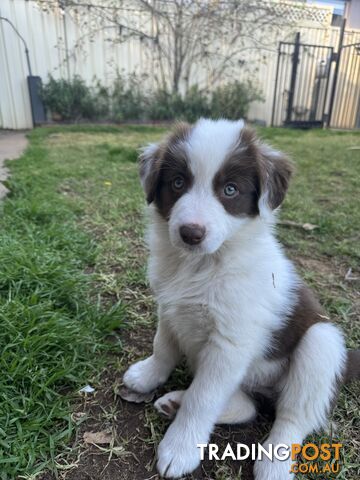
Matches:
[[123, 119, 358, 479]]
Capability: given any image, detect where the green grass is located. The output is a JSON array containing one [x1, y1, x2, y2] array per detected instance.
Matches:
[[0, 125, 359, 479], [0, 128, 131, 478]]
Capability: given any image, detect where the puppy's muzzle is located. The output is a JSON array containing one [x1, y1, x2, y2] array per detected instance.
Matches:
[[179, 224, 206, 245]]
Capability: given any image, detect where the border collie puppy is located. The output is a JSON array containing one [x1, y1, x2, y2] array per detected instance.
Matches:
[[123, 119, 357, 479]]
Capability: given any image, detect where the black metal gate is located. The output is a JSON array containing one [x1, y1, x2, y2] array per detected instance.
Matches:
[[272, 33, 334, 128]]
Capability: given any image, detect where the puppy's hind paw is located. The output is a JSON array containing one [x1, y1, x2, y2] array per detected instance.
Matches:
[[154, 390, 185, 419]]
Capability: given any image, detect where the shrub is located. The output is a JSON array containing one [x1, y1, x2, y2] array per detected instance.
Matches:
[[92, 81, 111, 119], [111, 74, 147, 122], [146, 86, 210, 122], [146, 89, 184, 121], [210, 80, 262, 120], [182, 85, 210, 122], [42, 75, 262, 123], [42, 76, 98, 121]]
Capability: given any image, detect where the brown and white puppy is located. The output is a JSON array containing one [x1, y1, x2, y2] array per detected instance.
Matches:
[[123, 119, 358, 479]]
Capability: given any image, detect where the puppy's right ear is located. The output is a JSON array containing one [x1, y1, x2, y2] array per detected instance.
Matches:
[[139, 143, 161, 204]]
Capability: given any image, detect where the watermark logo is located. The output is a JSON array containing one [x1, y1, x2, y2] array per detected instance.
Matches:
[[197, 442, 342, 474], [290, 443, 342, 474]]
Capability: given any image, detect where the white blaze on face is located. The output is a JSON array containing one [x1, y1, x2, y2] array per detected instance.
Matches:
[[167, 119, 252, 254]]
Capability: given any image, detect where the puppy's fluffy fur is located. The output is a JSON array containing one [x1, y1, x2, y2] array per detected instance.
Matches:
[[123, 119, 354, 479]]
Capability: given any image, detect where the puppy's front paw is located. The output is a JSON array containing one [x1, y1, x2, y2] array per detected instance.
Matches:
[[157, 423, 201, 478], [123, 356, 167, 393]]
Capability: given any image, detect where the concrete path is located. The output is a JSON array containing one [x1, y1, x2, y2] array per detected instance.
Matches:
[[0, 131, 28, 200]]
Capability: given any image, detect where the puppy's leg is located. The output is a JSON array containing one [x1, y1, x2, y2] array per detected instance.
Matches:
[[218, 389, 256, 424], [156, 340, 253, 478], [254, 323, 346, 480], [155, 389, 256, 424], [123, 319, 180, 393]]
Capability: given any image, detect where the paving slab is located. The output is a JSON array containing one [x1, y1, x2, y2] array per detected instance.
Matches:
[[0, 131, 28, 199]]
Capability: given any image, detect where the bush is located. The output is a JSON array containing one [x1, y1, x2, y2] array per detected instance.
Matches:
[[93, 80, 111, 119], [42, 75, 261, 123], [210, 81, 262, 120], [182, 85, 210, 122], [111, 74, 147, 122], [146, 90, 184, 121], [42, 76, 98, 121]]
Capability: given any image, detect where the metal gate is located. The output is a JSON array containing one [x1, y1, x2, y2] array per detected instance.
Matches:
[[272, 26, 360, 130], [271, 32, 334, 128]]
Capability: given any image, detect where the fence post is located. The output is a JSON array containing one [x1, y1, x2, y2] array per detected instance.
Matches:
[[285, 32, 300, 125], [271, 43, 281, 127], [327, 18, 346, 128]]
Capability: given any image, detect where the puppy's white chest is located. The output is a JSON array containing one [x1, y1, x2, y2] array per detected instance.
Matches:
[[163, 302, 214, 366]]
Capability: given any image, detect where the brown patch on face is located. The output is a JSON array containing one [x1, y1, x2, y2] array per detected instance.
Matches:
[[213, 126, 293, 217], [138, 122, 193, 219], [213, 133, 261, 217], [267, 284, 329, 360]]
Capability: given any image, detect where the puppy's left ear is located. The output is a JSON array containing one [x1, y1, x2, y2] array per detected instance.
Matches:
[[258, 143, 294, 210], [139, 143, 161, 204]]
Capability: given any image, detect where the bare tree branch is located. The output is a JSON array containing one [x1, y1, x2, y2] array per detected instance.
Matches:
[[35, 0, 293, 93]]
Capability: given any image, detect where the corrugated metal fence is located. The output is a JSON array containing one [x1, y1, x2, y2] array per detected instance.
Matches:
[[0, 0, 359, 129]]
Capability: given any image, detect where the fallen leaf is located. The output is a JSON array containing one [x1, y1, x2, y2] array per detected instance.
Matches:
[[83, 431, 113, 444], [345, 267, 359, 281], [118, 386, 155, 404], [302, 223, 318, 231], [79, 385, 95, 393], [279, 220, 318, 231]]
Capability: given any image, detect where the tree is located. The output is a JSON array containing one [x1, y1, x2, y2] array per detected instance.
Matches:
[[36, 0, 292, 94]]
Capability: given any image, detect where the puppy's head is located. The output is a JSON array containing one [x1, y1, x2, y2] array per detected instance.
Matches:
[[140, 119, 292, 254]]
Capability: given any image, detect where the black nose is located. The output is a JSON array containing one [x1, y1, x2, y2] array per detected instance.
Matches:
[[179, 224, 206, 245]]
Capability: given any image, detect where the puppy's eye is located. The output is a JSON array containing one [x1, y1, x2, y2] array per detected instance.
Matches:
[[172, 176, 185, 191], [224, 183, 238, 197]]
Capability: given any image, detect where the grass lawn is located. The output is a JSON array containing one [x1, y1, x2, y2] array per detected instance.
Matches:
[[0, 125, 359, 480]]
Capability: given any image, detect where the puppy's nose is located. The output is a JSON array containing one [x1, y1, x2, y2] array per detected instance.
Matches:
[[179, 224, 206, 245]]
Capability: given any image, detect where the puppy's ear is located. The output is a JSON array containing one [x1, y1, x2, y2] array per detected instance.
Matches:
[[258, 143, 293, 210], [139, 143, 162, 204]]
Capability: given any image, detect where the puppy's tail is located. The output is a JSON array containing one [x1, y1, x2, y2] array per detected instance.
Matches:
[[344, 349, 360, 383]]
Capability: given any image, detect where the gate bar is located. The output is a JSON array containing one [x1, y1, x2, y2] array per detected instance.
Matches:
[[327, 18, 346, 128], [285, 32, 301, 124], [271, 43, 282, 127]]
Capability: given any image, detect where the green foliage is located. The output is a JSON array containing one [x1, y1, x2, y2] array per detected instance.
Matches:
[[41, 75, 100, 121], [210, 80, 262, 120], [146, 89, 184, 121], [182, 85, 211, 122], [0, 132, 124, 477], [42, 75, 260, 123], [111, 74, 147, 122]]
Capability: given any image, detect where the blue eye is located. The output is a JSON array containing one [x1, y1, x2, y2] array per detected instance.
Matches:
[[224, 183, 238, 197], [172, 176, 185, 191]]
